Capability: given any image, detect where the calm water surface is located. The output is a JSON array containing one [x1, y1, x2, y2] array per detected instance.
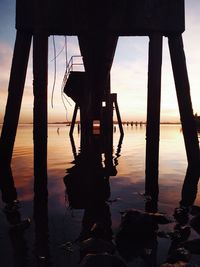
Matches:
[[0, 124, 200, 266]]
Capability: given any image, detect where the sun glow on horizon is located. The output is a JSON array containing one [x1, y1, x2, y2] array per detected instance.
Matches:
[[0, 0, 200, 124]]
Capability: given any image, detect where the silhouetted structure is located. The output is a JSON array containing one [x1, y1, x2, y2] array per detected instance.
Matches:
[[64, 135, 120, 264], [0, 0, 199, 199], [194, 113, 200, 130], [62, 56, 124, 138]]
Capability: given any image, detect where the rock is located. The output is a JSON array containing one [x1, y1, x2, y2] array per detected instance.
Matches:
[[80, 238, 115, 256], [119, 209, 158, 235], [118, 209, 164, 240], [190, 214, 200, 235], [120, 208, 172, 225], [167, 247, 191, 264], [172, 225, 191, 242], [181, 239, 200, 254], [190, 205, 200, 216], [160, 261, 188, 267], [151, 213, 173, 225], [115, 209, 158, 260], [173, 207, 189, 225], [128, 257, 146, 266], [157, 231, 172, 239], [79, 253, 127, 267]]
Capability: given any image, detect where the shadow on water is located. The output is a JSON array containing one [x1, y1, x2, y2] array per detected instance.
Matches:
[[0, 129, 200, 266], [0, 162, 50, 266], [63, 134, 200, 267], [63, 134, 126, 266], [34, 178, 50, 267]]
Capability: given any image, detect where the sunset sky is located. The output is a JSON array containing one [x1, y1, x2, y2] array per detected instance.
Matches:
[[0, 0, 200, 124]]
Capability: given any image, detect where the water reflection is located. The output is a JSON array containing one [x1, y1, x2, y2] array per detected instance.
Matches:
[[180, 165, 200, 207], [0, 125, 200, 266], [64, 130, 200, 266], [34, 176, 50, 266], [0, 152, 50, 267], [64, 137, 158, 266], [0, 174, 30, 267], [0, 163, 18, 204], [4, 207, 30, 267], [64, 134, 122, 265]]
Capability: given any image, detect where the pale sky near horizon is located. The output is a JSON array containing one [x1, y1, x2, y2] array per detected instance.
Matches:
[[0, 0, 200, 124]]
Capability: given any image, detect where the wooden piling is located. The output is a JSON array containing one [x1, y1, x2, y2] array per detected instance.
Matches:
[[168, 35, 200, 166], [180, 165, 199, 207], [33, 32, 48, 188], [104, 75, 113, 136], [0, 31, 32, 164], [113, 94, 124, 136], [69, 103, 79, 137], [145, 33, 163, 196]]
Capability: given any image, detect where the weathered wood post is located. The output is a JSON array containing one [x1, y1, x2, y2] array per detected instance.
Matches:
[[69, 103, 79, 137], [168, 35, 200, 166], [168, 35, 200, 206], [180, 165, 200, 207], [0, 31, 31, 204], [113, 94, 124, 136], [0, 31, 32, 165], [104, 74, 113, 136], [33, 32, 48, 191], [145, 33, 163, 197]]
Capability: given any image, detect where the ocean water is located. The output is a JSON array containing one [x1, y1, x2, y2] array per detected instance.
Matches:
[[0, 124, 200, 267]]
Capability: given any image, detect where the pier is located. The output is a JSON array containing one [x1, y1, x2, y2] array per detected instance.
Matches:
[[0, 1, 200, 266]]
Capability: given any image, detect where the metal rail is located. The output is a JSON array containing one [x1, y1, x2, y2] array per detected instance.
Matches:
[[61, 55, 84, 91]]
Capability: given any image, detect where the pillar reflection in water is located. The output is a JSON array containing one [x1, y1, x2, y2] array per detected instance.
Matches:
[[64, 133, 122, 263], [180, 164, 200, 208], [161, 165, 200, 266], [34, 167, 49, 266]]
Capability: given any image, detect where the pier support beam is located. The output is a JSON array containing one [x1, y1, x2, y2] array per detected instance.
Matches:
[[113, 94, 124, 136], [104, 75, 113, 136], [69, 103, 79, 137], [180, 165, 199, 207], [145, 33, 163, 196], [33, 32, 48, 191], [0, 31, 32, 165], [168, 35, 200, 166]]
